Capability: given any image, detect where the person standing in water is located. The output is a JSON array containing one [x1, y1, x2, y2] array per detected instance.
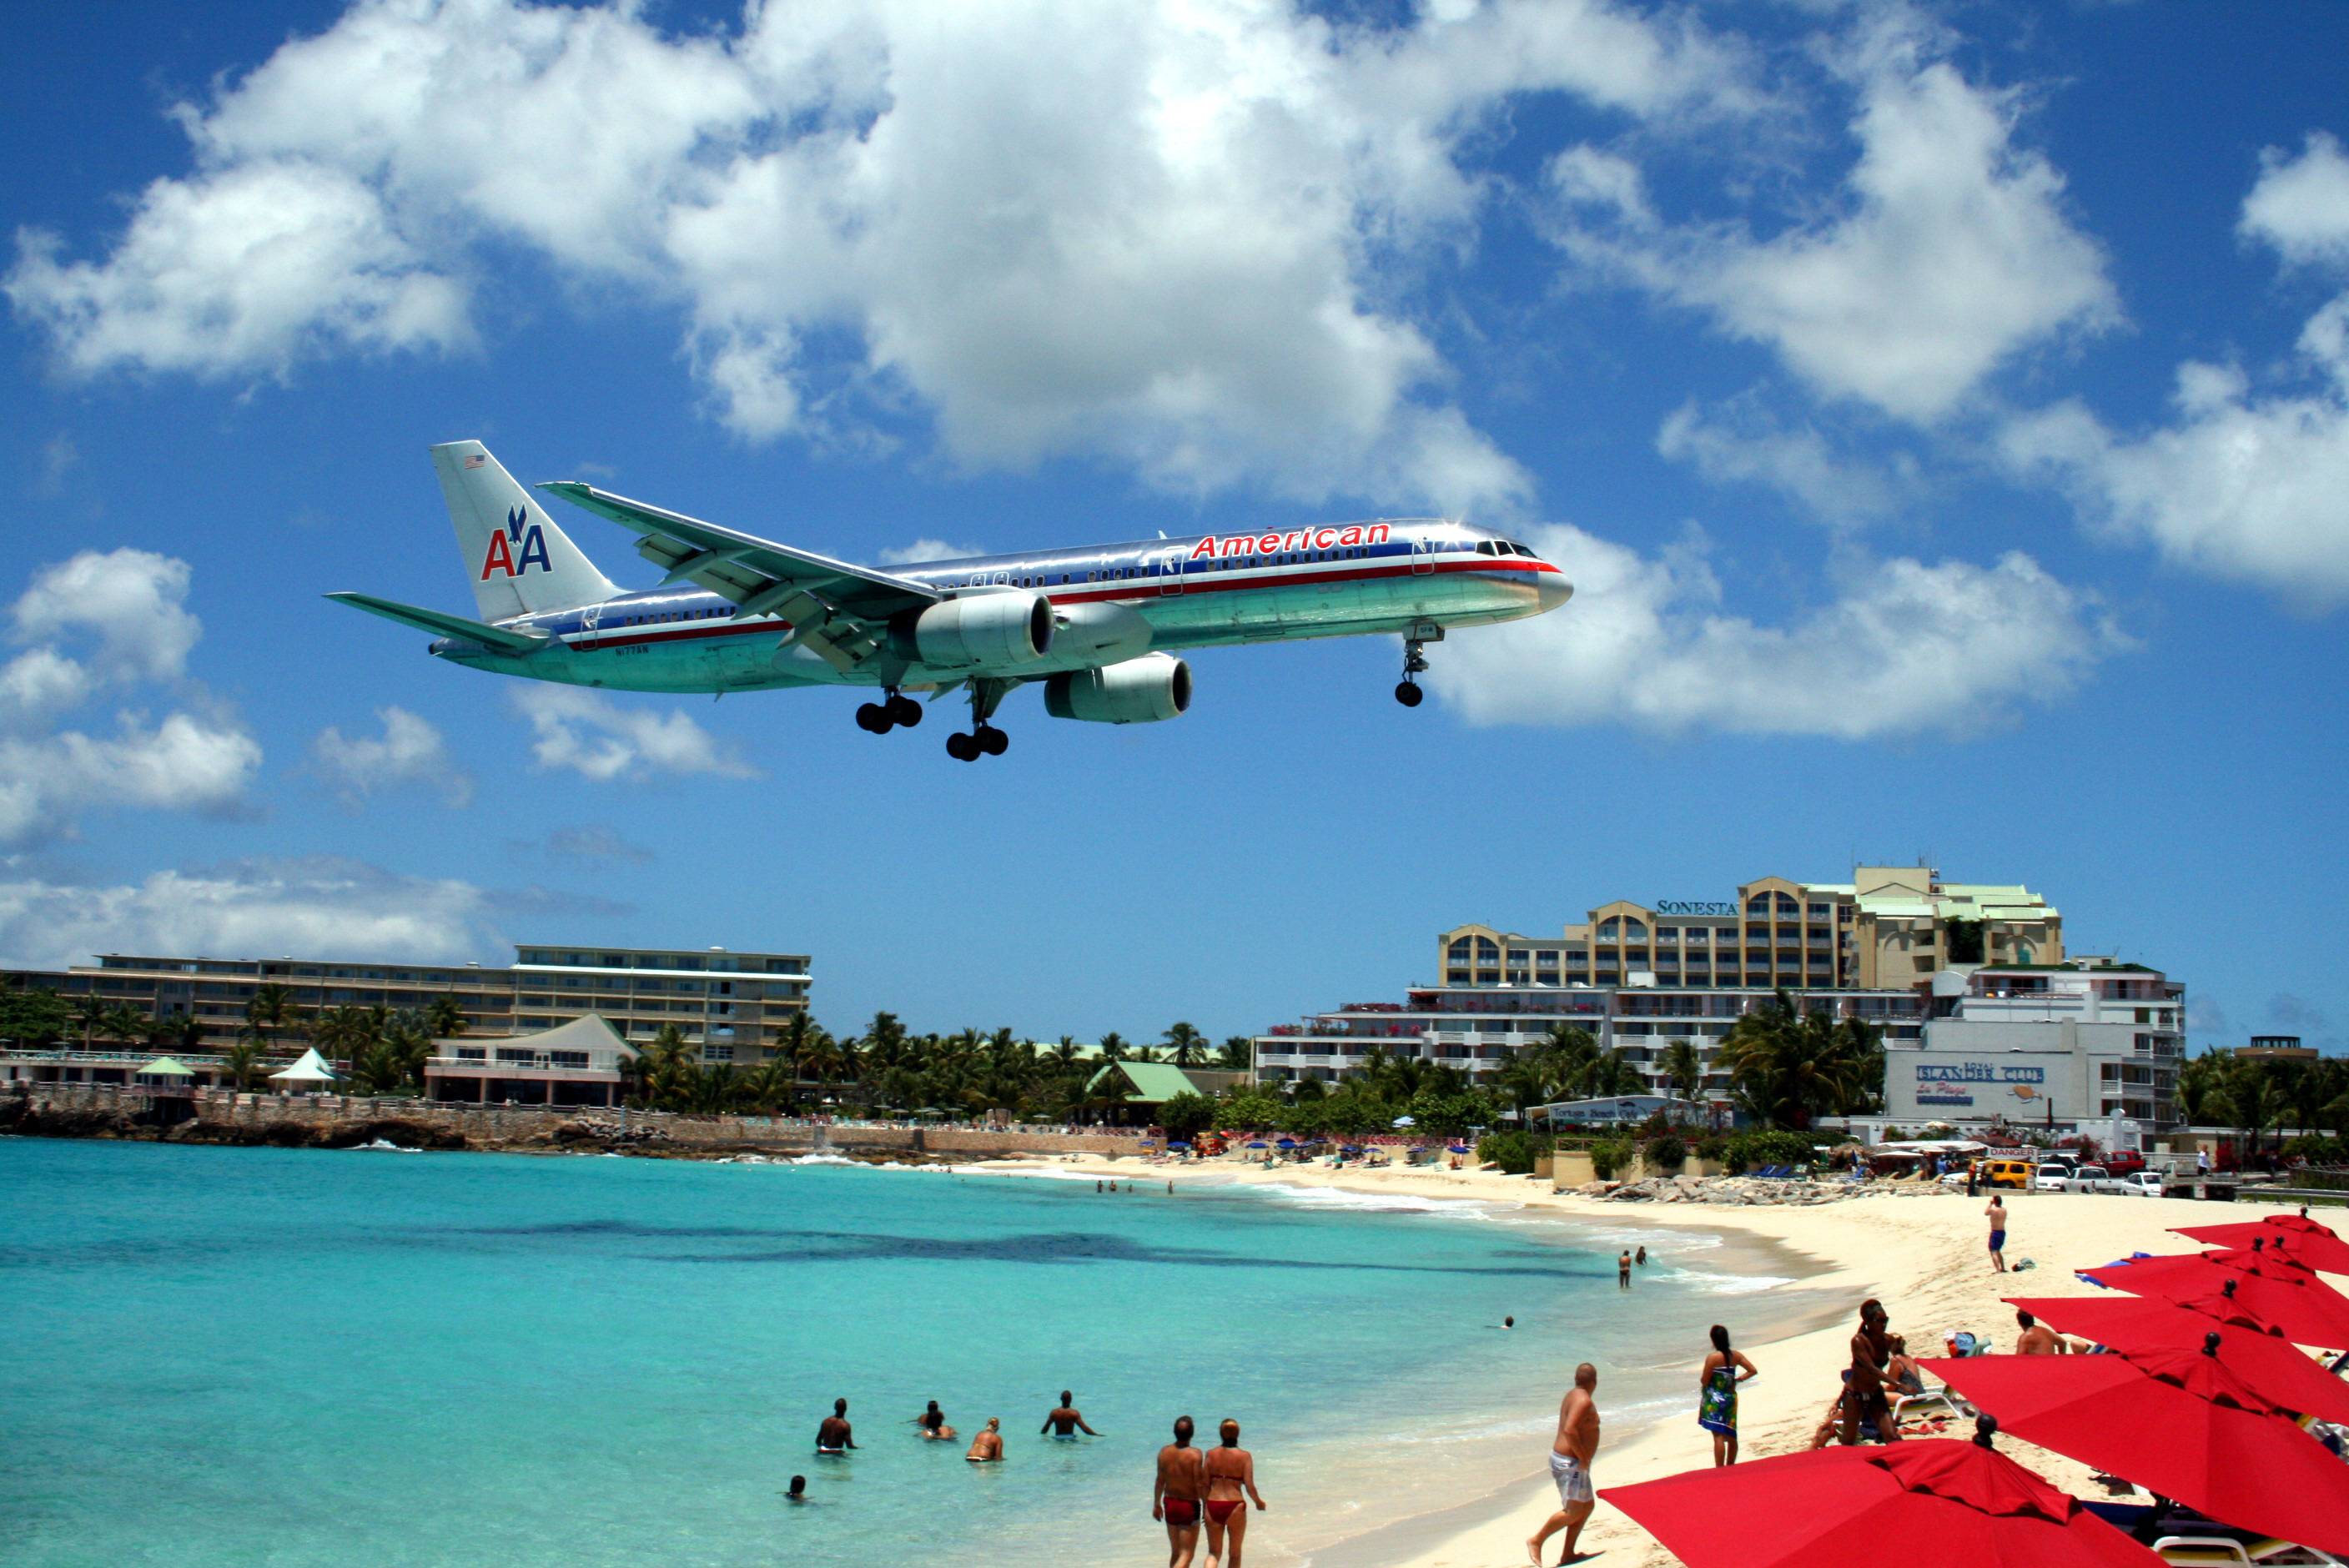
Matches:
[[816, 1398, 856, 1453], [966, 1418, 1003, 1461], [1617, 1250, 1632, 1289], [1528, 1364, 1600, 1566], [916, 1400, 958, 1441], [1697, 1324, 1758, 1465], [1202, 1417, 1266, 1568], [1041, 1391, 1099, 1437], [1154, 1415, 1209, 1568]]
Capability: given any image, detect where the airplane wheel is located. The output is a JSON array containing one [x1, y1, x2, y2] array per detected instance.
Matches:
[[978, 726, 1009, 756], [945, 731, 978, 761], [1395, 682, 1424, 707], [887, 694, 923, 728], [856, 702, 893, 733]]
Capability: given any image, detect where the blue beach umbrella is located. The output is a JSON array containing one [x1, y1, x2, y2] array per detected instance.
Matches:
[[1246, 1141, 1267, 1148], [1275, 1138, 1296, 1148]]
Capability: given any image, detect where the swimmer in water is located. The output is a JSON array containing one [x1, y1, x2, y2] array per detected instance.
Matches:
[[786, 1475, 807, 1502], [916, 1400, 958, 1441], [967, 1418, 1004, 1462], [816, 1398, 855, 1453], [1043, 1391, 1101, 1437]]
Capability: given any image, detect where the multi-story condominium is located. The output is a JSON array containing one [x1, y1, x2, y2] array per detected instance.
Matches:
[[1435, 867, 2062, 994], [1252, 979, 1925, 1096], [3, 942, 810, 1067]]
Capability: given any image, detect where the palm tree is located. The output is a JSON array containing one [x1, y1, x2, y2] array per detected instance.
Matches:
[[1164, 1022, 1206, 1067], [1714, 990, 1879, 1128], [99, 1003, 148, 1050], [743, 1053, 797, 1113], [1660, 1039, 1703, 1103], [219, 1039, 266, 1092], [70, 993, 108, 1050], [1098, 1032, 1129, 1063], [424, 995, 467, 1039], [245, 982, 300, 1049], [1218, 1036, 1253, 1071], [309, 1004, 381, 1066]]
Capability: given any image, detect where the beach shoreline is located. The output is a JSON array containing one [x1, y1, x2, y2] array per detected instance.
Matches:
[[972, 1152, 2251, 1568]]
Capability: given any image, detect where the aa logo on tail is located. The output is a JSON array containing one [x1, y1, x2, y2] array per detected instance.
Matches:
[[480, 507, 552, 580]]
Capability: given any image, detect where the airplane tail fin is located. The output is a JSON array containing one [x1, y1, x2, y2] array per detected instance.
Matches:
[[430, 440, 621, 620]]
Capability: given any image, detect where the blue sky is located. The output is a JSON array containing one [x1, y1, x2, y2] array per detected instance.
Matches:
[[3, 0, 2344, 1052]]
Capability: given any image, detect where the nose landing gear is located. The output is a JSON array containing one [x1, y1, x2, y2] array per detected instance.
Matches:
[[1396, 637, 1431, 706]]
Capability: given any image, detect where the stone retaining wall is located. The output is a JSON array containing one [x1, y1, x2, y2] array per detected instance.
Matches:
[[2, 1082, 1145, 1158]]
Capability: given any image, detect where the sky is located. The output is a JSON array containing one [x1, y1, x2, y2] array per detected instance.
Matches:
[[1, 0, 2344, 1052]]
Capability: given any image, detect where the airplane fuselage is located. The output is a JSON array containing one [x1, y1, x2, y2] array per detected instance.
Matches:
[[431, 517, 1566, 695]]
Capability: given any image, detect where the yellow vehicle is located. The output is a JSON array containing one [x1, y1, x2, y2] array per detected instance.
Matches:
[[1970, 1158, 2035, 1190]]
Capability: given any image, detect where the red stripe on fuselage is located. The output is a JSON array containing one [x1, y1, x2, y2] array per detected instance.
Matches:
[[566, 555, 1557, 646]]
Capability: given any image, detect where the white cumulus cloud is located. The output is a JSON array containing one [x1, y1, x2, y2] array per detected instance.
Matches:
[[878, 538, 986, 566], [2, 0, 1756, 510], [1426, 523, 2120, 736], [1548, 13, 2116, 423], [0, 857, 498, 972], [0, 548, 260, 845], [513, 686, 760, 781], [2001, 132, 2349, 607], [309, 705, 474, 807]]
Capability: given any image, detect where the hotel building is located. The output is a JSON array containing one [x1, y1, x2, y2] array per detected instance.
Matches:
[[2, 942, 811, 1083]]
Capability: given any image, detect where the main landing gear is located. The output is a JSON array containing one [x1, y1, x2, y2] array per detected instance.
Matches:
[[943, 676, 1015, 761], [854, 691, 924, 733], [943, 726, 1009, 761], [1396, 637, 1430, 706]]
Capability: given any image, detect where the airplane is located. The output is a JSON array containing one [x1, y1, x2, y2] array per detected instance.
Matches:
[[329, 441, 1572, 761]]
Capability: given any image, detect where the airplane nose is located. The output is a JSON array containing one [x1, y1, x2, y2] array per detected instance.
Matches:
[[1535, 569, 1573, 613]]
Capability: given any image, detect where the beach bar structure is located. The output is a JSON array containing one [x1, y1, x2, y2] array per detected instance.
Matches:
[[424, 1015, 630, 1108]]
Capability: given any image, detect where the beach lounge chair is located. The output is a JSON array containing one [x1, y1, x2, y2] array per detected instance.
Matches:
[[2151, 1538, 2252, 1566]]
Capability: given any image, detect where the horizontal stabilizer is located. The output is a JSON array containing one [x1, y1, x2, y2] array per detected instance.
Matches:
[[325, 592, 552, 656]]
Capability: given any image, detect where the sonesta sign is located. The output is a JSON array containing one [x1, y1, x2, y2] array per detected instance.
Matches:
[[1187, 523, 1391, 560]]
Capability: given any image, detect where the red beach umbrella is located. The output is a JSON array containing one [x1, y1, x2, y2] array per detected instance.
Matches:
[[1601, 1434, 2165, 1568], [1923, 1344, 2349, 1555], [2004, 1294, 2349, 1424], [2173, 1219, 2349, 1275], [2081, 1252, 2349, 1348]]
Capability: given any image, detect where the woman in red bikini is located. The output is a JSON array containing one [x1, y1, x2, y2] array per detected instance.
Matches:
[[1201, 1417, 1266, 1568]]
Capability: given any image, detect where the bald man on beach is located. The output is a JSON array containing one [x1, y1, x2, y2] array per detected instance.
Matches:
[[1529, 1363, 1599, 1567]]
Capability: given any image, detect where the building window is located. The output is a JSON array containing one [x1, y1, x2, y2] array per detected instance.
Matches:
[[702, 1046, 734, 1063]]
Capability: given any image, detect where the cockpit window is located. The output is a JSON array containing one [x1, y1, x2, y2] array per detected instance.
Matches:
[[1475, 540, 1497, 555]]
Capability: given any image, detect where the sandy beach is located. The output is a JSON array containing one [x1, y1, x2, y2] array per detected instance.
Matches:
[[975, 1151, 2312, 1568]]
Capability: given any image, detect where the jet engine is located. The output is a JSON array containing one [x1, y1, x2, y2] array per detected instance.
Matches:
[[890, 591, 1054, 668], [1044, 653, 1192, 724]]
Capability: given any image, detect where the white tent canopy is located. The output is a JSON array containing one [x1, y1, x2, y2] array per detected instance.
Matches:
[[270, 1048, 339, 1084]]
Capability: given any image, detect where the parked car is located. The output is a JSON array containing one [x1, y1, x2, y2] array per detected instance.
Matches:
[[2102, 1151, 2148, 1179], [2120, 1170, 2165, 1197], [2033, 1162, 2078, 1191], [2062, 1165, 2137, 1194], [1964, 1158, 2035, 1190]]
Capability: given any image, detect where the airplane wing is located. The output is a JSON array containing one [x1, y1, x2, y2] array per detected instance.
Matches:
[[325, 591, 553, 656], [538, 480, 942, 673]]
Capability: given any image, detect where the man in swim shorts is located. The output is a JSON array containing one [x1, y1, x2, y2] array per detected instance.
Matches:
[[1617, 1250, 1631, 1289], [1202, 1417, 1266, 1568], [1529, 1363, 1599, 1566], [1154, 1415, 1209, 1568], [966, 1418, 1003, 1461], [1985, 1194, 2008, 1274], [1042, 1391, 1100, 1436], [816, 1398, 856, 1452]]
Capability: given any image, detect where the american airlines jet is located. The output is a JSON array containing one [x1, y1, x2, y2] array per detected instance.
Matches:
[[329, 442, 1572, 761]]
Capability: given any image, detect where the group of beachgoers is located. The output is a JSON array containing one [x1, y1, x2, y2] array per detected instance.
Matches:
[[805, 1393, 1268, 1568]]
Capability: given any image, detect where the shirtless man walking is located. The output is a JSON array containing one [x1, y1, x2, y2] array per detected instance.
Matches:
[[1529, 1363, 1600, 1567], [1154, 1415, 1210, 1568], [1202, 1417, 1266, 1568], [1041, 1391, 1100, 1437]]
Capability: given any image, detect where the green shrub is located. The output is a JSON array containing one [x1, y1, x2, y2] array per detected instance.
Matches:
[[1590, 1138, 1632, 1179], [1477, 1130, 1536, 1174], [1644, 1133, 1688, 1173], [1693, 1133, 1727, 1163], [1724, 1128, 1818, 1174], [1213, 1091, 1286, 1132], [2282, 1134, 2348, 1165], [1158, 1091, 1216, 1142]]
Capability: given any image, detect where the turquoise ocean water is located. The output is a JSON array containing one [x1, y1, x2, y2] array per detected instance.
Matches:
[[0, 1139, 1801, 1566]]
